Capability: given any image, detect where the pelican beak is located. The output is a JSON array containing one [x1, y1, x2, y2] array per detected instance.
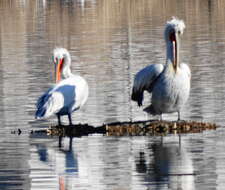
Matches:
[[55, 58, 64, 83], [172, 37, 178, 72]]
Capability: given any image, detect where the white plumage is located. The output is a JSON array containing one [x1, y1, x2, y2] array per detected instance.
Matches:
[[132, 64, 164, 106], [35, 48, 88, 125], [132, 17, 191, 120]]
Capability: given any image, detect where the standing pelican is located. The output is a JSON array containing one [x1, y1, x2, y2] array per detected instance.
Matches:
[[35, 48, 89, 125], [131, 17, 191, 120]]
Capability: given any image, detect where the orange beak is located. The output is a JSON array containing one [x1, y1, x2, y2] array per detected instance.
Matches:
[[172, 40, 177, 72], [56, 58, 64, 83], [170, 32, 178, 72]]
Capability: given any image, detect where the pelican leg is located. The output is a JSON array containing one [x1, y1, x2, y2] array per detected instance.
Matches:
[[57, 114, 62, 126], [159, 114, 163, 121], [177, 111, 181, 121], [177, 112, 185, 123], [68, 114, 73, 126]]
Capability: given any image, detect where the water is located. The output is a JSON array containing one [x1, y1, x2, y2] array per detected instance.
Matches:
[[1, 0, 225, 189]]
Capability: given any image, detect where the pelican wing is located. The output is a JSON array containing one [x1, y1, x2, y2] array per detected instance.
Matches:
[[35, 80, 77, 119], [131, 64, 164, 106], [36, 87, 53, 110], [35, 88, 64, 119]]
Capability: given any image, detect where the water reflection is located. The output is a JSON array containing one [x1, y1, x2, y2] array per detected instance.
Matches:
[[151, 140, 194, 189], [1, 0, 225, 189], [30, 135, 196, 190]]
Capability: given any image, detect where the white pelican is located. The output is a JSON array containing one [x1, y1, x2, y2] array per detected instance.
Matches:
[[131, 17, 191, 120], [35, 48, 89, 125]]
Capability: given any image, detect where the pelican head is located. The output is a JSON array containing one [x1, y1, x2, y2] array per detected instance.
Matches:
[[164, 17, 185, 72], [53, 48, 72, 83]]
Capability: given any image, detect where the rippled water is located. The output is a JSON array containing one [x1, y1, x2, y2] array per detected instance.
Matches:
[[1, 0, 225, 189]]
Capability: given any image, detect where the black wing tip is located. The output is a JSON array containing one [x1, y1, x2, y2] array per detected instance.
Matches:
[[138, 102, 142, 106], [35, 108, 46, 119], [131, 91, 143, 107]]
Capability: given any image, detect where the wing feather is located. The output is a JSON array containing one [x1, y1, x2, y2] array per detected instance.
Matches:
[[35, 87, 64, 119], [131, 64, 164, 106], [35, 78, 79, 119], [36, 87, 53, 110]]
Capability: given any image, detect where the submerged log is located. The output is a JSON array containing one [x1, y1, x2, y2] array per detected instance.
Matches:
[[45, 120, 217, 137], [105, 120, 217, 136], [12, 120, 217, 137], [46, 124, 106, 137]]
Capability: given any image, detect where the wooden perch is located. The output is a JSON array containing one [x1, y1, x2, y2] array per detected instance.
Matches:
[[12, 120, 217, 137], [45, 120, 217, 137], [105, 120, 217, 136]]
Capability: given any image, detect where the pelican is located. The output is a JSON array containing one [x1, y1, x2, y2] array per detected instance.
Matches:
[[35, 48, 89, 125], [131, 17, 191, 120]]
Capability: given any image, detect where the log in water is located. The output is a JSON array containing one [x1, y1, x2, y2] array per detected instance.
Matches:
[[12, 120, 217, 137], [44, 120, 217, 137]]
